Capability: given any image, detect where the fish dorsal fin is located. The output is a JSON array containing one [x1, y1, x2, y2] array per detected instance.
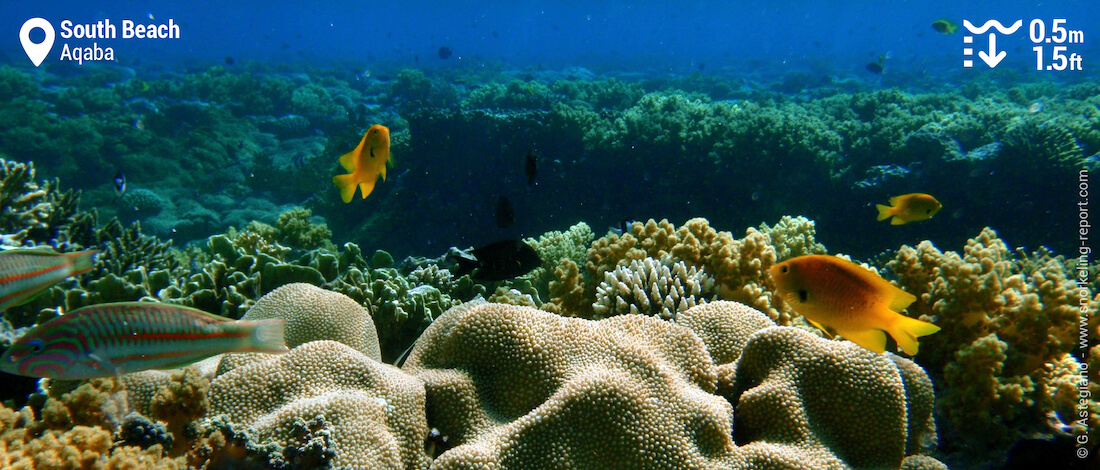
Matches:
[[886, 286, 918, 312], [836, 327, 887, 353], [888, 195, 903, 206]]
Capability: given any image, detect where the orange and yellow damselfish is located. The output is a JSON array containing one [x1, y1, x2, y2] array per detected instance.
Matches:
[[770, 254, 940, 355], [332, 124, 391, 203], [875, 193, 941, 225]]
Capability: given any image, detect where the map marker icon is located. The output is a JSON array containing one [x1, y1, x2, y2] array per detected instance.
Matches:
[[20, 18, 55, 67]]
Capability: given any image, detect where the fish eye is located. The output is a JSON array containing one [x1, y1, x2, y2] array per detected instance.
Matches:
[[29, 340, 44, 353], [779, 265, 789, 273]]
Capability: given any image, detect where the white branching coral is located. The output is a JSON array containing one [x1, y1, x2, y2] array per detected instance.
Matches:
[[592, 256, 715, 319]]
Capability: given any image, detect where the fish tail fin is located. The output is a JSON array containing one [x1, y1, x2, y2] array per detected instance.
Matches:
[[67, 250, 99, 274], [240, 319, 288, 353], [886, 314, 941, 356], [333, 174, 359, 203], [451, 254, 480, 278], [875, 204, 894, 221]]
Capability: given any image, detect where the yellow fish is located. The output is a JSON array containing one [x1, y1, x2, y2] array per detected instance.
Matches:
[[770, 254, 940, 355], [333, 124, 391, 203], [931, 19, 958, 34], [876, 193, 941, 225]]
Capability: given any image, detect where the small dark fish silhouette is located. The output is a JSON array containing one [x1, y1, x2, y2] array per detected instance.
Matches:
[[438, 46, 453, 59], [224, 56, 234, 65], [452, 240, 541, 281], [525, 150, 538, 186], [866, 54, 887, 74], [110, 171, 126, 205], [495, 196, 514, 228]]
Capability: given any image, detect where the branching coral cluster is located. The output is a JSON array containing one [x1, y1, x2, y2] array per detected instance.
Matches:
[[887, 227, 1099, 455], [545, 216, 826, 324]]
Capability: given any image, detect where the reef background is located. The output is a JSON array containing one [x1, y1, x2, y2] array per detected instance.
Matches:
[[1, 1, 1099, 469]]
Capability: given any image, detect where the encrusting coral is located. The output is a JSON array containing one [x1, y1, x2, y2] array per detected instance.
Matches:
[[208, 340, 431, 470], [730, 326, 938, 469], [403, 300, 735, 469], [403, 300, 945, 469], [241, 282, 381, 361]]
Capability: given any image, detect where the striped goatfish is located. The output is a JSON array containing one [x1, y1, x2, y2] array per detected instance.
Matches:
[[0, 302, 288, 379], [0, 249, 98, 312]]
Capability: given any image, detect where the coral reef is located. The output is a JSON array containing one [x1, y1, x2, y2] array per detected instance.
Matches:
[[241, 283, 381, 361], [730, 326, 938, 469], [592, 256, 716, 319], [403, 300, 735, 469], [887, 227, 1098, 459], [208, 340, 431, 470], [0, 158, 87, 249], [546, 217, 824, 324], [404, 300, 945, 469]]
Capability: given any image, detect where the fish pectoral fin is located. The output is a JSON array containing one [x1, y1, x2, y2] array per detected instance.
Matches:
[[805, 318, 832, 336], [835, 327, 887, 354], [87, 352, 120, 375]]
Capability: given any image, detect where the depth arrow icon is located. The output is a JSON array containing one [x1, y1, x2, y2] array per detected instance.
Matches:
[[978, 33, 1006, 68]]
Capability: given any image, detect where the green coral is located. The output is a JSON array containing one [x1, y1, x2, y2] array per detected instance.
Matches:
[[463, 80, 555, 109]]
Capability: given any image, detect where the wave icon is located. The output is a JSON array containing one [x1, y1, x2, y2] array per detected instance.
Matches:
[[963, 19, 1022, 35]]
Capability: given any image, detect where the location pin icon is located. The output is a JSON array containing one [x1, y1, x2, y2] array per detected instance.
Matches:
[[20, 18, 55, 67]]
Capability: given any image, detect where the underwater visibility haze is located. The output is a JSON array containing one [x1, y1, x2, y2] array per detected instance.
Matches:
[[0, 1, 1097, 469]]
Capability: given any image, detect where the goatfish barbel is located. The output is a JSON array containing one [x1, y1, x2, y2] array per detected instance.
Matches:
[[0, 249, 98, 312], [0, 302, 288, 379]]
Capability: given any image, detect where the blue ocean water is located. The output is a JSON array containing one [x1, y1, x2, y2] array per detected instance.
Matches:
[[3, 1, 1096, 76], [0, 0, 1097, 259]]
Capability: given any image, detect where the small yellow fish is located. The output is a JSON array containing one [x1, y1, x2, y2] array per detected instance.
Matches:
[[876, 193, 942, 225], [770, 254, 940, 355], [932, 19, 958, 34], [332, 124, 391, 203]]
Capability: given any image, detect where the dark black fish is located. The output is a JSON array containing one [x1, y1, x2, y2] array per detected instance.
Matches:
[[525, 150, 538, 186], [110, 170, 126, 205], [224, 56, 234, 65], [438, 46, 453, 59], [452, 240, 541, 281], [866, 54, 887, 74], [495, 196, 514, 228]]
